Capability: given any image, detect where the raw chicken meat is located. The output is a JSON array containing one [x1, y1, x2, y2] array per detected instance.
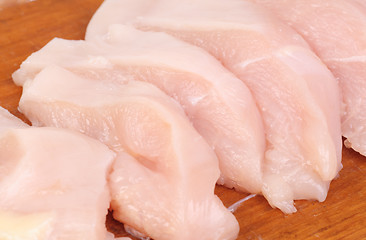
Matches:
[[13, 25, 265, 194], [19, 65, 239, 240], [0, 106, 27, 132], [0, 115, 115, 239], [106, 232, 132, 240], [85, 0, 342, 213], [248, 0, 366, 157]]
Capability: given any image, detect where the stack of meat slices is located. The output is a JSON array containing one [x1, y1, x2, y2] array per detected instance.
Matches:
[[0, 107, 115, 240], [3, 0, 366, 239]]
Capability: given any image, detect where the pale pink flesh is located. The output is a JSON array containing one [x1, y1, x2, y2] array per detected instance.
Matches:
[[13, 25, 265, 193], [0, 122, 114, 240], [106, 232, 132, 240], [19, 66, 239, 240], [0, 107, 28, 133], [249, 0, 366, 156], [85, 0, 342, 213]]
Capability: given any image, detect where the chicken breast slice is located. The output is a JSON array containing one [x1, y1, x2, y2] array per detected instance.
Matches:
[[0, 107, 28, 133], [13, 25, 265, 194], [0, 125, 114, 240], [248, 0, 366, 156], [106, 232, 131, 240], [85, 0, 342, 213], [19, 65, 239, 240]]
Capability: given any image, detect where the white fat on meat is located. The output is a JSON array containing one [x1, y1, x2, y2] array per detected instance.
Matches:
[[0, 119, 114, 239], [249, 0, 366, 157], [19, 65, 239, 240], [12, 25, 265, 194], [84, 0, 342, 213]]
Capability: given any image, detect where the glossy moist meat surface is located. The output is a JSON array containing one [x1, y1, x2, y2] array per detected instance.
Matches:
[[0, 118, 114, 239], [85, 0, 342, 213], [19, 65, 239, 240], [13, 25, 265, 194], [1, 1, 366, 239], [249, 0, 366, 156]]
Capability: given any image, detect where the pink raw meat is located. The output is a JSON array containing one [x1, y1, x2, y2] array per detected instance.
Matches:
[[13, 25, 265, 194], [0, 107, 27, 132], [19, 65, 239, 240], [249, 0, 366, 156], [0, 110, 114, 240], [85, 0, 342, 213]]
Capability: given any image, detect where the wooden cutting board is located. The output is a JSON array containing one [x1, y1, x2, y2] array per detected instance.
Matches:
[[1, 1, 365, 239]]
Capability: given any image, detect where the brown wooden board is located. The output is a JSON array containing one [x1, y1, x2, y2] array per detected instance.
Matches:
[[0, 1, 365, 239]]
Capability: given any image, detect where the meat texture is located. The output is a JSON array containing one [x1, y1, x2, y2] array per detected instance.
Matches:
[[19, 65, 239, 240], [0, 112, 114, 240], [0, 107, 27, 133], [13, 25, 265, 194], [85, 0, 342, 213], [247, 0, 366, 157], [106, 232, 132, 240]]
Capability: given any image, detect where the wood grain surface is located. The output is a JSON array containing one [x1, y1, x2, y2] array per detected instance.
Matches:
[[0, 1, 365, 239]]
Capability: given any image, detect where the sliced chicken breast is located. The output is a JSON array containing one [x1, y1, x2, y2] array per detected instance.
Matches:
[[106, 232, 131, 240], [19, 65, 239, 240], [0, 107, 27, 132], [249, 0, 366, 156], [85, 0, 342, 213], [13, 25, 265, 193], [0, 124, 114, 240]]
